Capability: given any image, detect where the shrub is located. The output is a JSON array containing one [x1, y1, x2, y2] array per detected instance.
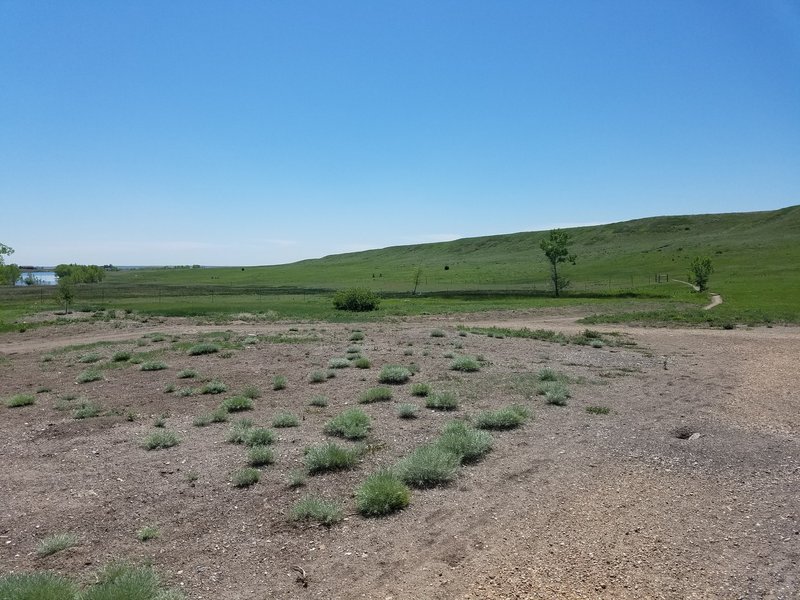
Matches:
[[425, 392, 458, 411], [396, 403, 419, 419], [537, 367, 558, 381], [356, 469, 411, 517], [192, 413, 212, 427], [272, 375, 287, 390], [0, 573, 77, 598], [586, 405, 610, 415], [231, 467, 260, 488], [272, 411, 299, 428], [450, 356, 480, 372], [142, 430, 180, 450], [188, 343, 219, 356], [177, 369, 198, 379], [304, 442, 360, 474], [227, 419, 254, 443], [163, 383, 176, 393], [242, 385, 261, 399], [73, 401, 102, 419], [136, 526, 160, 542], [220, 396, 253, 412], [354, 357, 371, 369], [395, 445, 460, 488], [248, 445, 275, 466], [308, 370, 327, 383], [435, 420, 492, 463], [177, 387, 194, 397], [291, 496, 343, 526], [538, 381, 570, 405], [443, 351, 454, 359], [430, 329, 446, 338], [288, 469, 307, 487], [153, 414, 167, 428], [245, 427, 275, 447], [359, 386, 393, 404], [349, 331, 365, 341], [328, 357, 350, 369], [36, 533, 78, 557], [410, 383, 430, 397], [78, 353, 102, 363], [5, 393, 35, 408], [473, 405, 530, 430], [324, 408, 370, 439], [200, 380, 227, 394], [333, 288, 380, 312], [81, 563, 182, 600], [378, 365, 412, 384], [140, 361, 167, 371], [309, 395, 328, 407], [76, 369, 103, 384], [347, 345, 362, 353]]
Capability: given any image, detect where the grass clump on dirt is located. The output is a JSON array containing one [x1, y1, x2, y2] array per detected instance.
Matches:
[[272, 376, 287, 390], [140, 361, 168, 371], [111, 350, 131, 362], [136, 526, 160, 542], [308, 370, 327, 383], [288, 469, 308, 488], [356, 469, 411, 517], [5, 393, 35, 408], [349, 330, 365, 341], [244, 428, 275, 447], [0, 572, 78, 599], [396, 403, 419, 419], [188, 343, 220, 356], [231, 467, 260, 488], [291, 496, 344, 526], [304, 442, 361, 474], [220, 395, 253, 412], [272, 411, 300, 428], [435, 420, 492, 463], [242, 385, 261, 399], [586, 405, 611, 415], [473, 405, 530, 430], [78, 353, 102, 363], [200, 380, 227, 394], [324, 408, 371, 439], [226, 419, 254, 443], [425, 391, 458, 411], [248, 445, 275, 466], [73, 401, 103, 419], [177, 369, 197, 379], [537, 380, 571, 405], [328, 357, 350, 369], [36, 533, 78, 557], [410, 382, 430, 397], [76, 369, 103, 384], [394, 444, 460, 488], [141, 430, 180, 450], [309, 395, 328, 407], [378, 365, 412, 384], [359, 386, 393, 404], [354, 357, 371, 369], [450, 356, 481, 372], [430, 329, 446, 338], [82, 562, 184, 600], [537, 367, 559, 381]]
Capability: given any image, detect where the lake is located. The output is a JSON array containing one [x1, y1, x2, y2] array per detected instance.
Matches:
[[16, 271, 58, 286]]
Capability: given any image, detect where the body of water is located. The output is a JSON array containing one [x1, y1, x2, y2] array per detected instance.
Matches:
[[16, 271, 58, 286]]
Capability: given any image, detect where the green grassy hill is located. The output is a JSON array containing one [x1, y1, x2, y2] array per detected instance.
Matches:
[[106, 205, 800, 320]]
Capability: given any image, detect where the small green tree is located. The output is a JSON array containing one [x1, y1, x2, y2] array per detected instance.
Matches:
[[689, 256, 714, 292], [0, 243, 20, 285], [56, 278, 75, 314], [540, 229, 577, 297], [411, 265, 423, 295]]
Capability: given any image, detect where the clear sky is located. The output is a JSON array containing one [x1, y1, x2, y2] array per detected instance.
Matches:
[[1, 1, 798, 266]]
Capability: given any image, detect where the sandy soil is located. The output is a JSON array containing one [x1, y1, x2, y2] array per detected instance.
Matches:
[[0, 311, 797, 599]]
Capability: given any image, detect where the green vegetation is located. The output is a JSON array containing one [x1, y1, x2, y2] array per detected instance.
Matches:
[[425, 391, 458, 411], [354, 357, 371, 369], [140, 361, 167, 371], [410, 382, 430, 397], [586, 405, 611, 415], [76, 369, 103, 384], [291, 496, 343, 526], [0, 572, 78, 599], [304, 442, 361, 474], [187, 343, 220, 356], [136, 526, 160, 542], [450, 356, 480, 372], [309, 395, 328, 407], [272, 411, 299, 428], [430, 329, 446, 338], [308, 370, 327, 383], [36, 533, 78, 557], [231, 467, 260, 488], [78, 352, 102, 363], [272, 375, 287, 390], [5, 393, 35, 407], [220, 395, 253, 412], [333, 287, 380, 312], [242, 384, 261, 398], [328, 357, 350, 369], [200, 380, 227, 394], [226, 419, 254, 443], [395, 444, 460, 488], [396, 403, 419, 419], [73, 401, 103, 419], [689, 256, 714, 292], [324, 408, 371, 439], [248, 445, 275, 466], [473, 405, 530, 430], [141, 430, 180, 450], [356, 469, 411, 517], [177, 368, 198, 378], [349, 331, 365, 341], [538, 380, 570, 405], [435, 420, 492, 463], [244, 428, 275, 447], [378, 365, 412, 384], [540, 229, 577, 296], [359, 386, 393, 403]]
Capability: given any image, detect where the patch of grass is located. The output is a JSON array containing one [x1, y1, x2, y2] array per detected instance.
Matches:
[[309, 395, 328, 407], [248, 445, 275, 466], [586, 405, 611, 415], [347, 345, 362, 353], [221, 395, 253, 412], [396, 403, 419, 419], [187, 343, 220, 356], [430, 329, 446, 338], [136, 526, 160, 542], [324, 408, 371, 439], [239, 385, 260, 399], [244, 427, 275, 447], [111, 350, 131, 362], [410, 382, 430, 397], [288, 469, 307, 487], [192, 413, 213, 427], [141, 430, 180, 450], [291, 496, 344, 526], [163, 383, 176, 393], [272, 411, 300, 428], [356, 469, 411, 517], [5, 393, 35, 408], [354, 357, 371, 369], [0, 572, 78, 598], [359, 386, 393, 403], [140, 361, 168, 371], [231, 467, 260, 488], [36, 532, 78, 557], [450, 356, 481, 372], [76, 369, 103, 384], [473, 405, 530, 430], [272, 376, 287, 390], [177, 387, 194, 397], [304, 442, 361, 474], [328, 357, 350, 369], [78, 353, 102, 363], [537, 367, 559, 381], [378, 365, 412, 384], [349, 331, 365, 341], [200, 380, 227, 394], [177, 369, 198, 379], [81, 562, 183, 600], [36, 385, 52, 394], [395, 444, 460, 488], [425, 391, 458, 411], [73, 401, 103, 419], [435, 420, 493, 463], [227, 419, 254, 443], [308, 370, 327, 383], [537, 380, 571, 405]]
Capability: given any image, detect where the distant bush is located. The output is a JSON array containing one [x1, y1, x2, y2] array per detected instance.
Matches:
[[242, 385, 261, 398], [430, 329, 446, 338], [410, 383, 430, 397], [450, 356, 480, 372], [349, 331, 365, 341], [359, 386, 393, 404], [333, 288, 380, 312], [142, 430, 180, 450], [328, 357, 350, 369], [140, 361, 167, 371], [188, 343, 220, 356], [537, 367, 558, 381], [200, 380, 227, 394], [73, 401, 103, 419], [586, 405, 610, 415], [78, 353, 102, 363], [537, 380, 570, 405], [177, 369, 198, 379], [0, 572, 77, 598], [354, 357, 371, 369], [308, 370, 327, 384], [378, 365, 412, 384], [5, 393, 35, 408], [220, 396, 253, 412], [76, 369, 103, 384]]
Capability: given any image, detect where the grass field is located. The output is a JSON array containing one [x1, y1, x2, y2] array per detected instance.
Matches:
[[1, 205, 798, 327]]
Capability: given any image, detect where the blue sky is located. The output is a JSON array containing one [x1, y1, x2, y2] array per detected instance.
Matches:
[[1, 1, 798, 266]]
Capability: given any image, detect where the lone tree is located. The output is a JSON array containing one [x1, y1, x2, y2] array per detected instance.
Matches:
[[0, 243, 21, 286], [540, 229, 576, 297], [689, 256, 714, 292], [55, 278, 75, 314]]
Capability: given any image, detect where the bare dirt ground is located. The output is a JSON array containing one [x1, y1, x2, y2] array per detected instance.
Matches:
[[1, 310, 798, 599]]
